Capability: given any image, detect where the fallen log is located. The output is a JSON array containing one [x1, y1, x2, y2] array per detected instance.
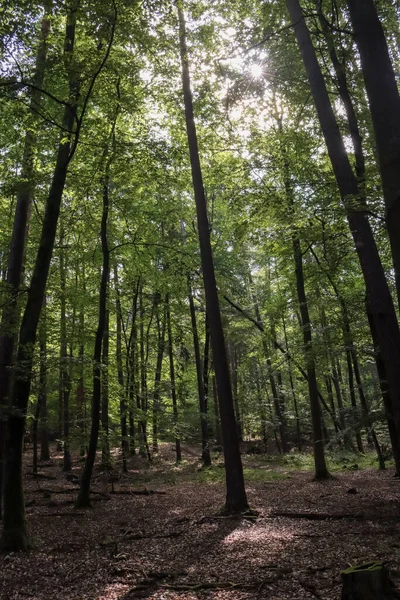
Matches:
[[270, 511, 400, 521]]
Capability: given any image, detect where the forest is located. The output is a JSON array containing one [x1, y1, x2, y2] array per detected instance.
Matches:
[[1, 0, 400, 598]]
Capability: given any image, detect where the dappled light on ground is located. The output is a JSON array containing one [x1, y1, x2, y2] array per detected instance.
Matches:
[[1, 445, 400, 600]]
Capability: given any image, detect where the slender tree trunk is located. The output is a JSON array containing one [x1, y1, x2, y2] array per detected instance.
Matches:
[[346, 0, 400, 309], [101, 309, 110, 469], [0, 3, 79, 550], [138, 285, 151, 459], [166, 294, 181, 463], [286, 0, 400, 454], [203, 314, 212, 441], [282, 315, 301, 450], [212, 374, 223, 447], [292, 235, 329, 478], [346, 348, 363, 453], [255, 363, 268, 452], [231, 345, 243, 443], [274, 100, 329, 475], [188, 281, 211, 466], [77, 268, 86, 457], [59, 229, 72, 471], [178, 3, 247, 512], [252, 292, 289, 452], [152, 298, 166, 454], [76, 165, 111, 507], [114, 265, 128, 472], [39, 298, 49, 462]]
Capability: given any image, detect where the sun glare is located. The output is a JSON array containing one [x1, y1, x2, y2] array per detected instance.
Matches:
[[250, 63, 263, 79]]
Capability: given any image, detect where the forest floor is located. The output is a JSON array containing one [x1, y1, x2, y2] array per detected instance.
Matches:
[[1, 443, 400, 600]]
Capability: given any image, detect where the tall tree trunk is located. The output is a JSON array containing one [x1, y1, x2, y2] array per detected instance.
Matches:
[[101, 309, 110, 469], [178, 3, 247, 512], [346, 348, 364, 453], [292, 234, 329, 478], [152, 297, 166, 454], [346, 0, 400, 309], [188, 281, 211, 466], [76, 166, 111, 507], [286, 0, 400, 456], [282, 315, 301, 450], [138, 285, 150, 459], [231, 345, 243, 443], [77, 268, 86, 457], [0, 2, 79, 550], [311, 14, 384, 461], [251, 290, 289, 452], [274, 98, 329, 475], [366, 297, 400, 473], [212, 374, 223, 447], [0, 3, 52, 521], [115, 266, 128, 472], [59, 228, 72, 471], [39, 298, 49, 462], [203, 313, 212, 441], [255, 362, 268, 452], [126, 285, 140, 457], [166, 294, 181, 463]]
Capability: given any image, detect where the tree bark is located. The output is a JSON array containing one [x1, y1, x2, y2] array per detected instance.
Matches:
[[115, 265, 128, 473], [166, 294, 181, 463], [188, 280, 211, 466], [178, 3, 247, 512], [59, 228, 72, 471], [76, 167, 111, 507], [292, 234, 329, 478], [101, 309, 110, 469], [152, 297, 166, 454], [346, 0, 400, 310], [39, 298, 50, 462]]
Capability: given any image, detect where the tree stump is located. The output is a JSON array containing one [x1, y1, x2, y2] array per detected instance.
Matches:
[[341, 561, 397, 600]]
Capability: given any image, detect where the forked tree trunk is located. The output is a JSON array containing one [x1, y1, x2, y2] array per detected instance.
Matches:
[[178, 3, 247, 512]]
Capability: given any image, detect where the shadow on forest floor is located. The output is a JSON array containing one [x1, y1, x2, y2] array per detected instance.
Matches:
[[1, 443, 400, 600]]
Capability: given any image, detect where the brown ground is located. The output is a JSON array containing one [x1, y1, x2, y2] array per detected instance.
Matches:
[[1, 445, 400, 599]]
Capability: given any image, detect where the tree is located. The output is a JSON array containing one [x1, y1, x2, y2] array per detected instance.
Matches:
[[346, 0, 400, 309], [177, 2, 248, 512], [285, 0, 400, 460]]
